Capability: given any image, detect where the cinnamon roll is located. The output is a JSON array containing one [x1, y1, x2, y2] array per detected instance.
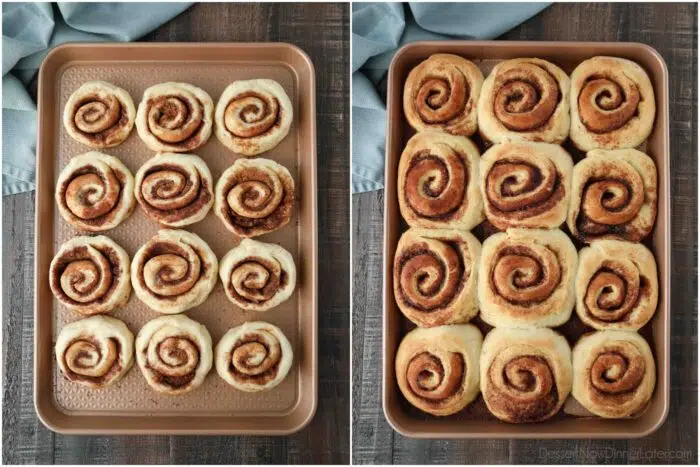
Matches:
[[136, 82, 214, 152], [398, 131, 483, 230], [576, 240, 658, 331], [567, 149, 657, 243], [481, 327, 572, 423], [393, 228, 481, 327], [215, 321, 293, 392], [131, 230, 218, 314], [570, 56, 655, 151], [49, 236, 131, 315], [572, 330, 656, 418], [55, 152, 135, 232], [56, 315, 134, 388], [480, 142, 573, 230], [477, 58, 570, 145], [395, 325, 482, 416], [219, 239, 296, 312], [403, 54, 484, 137], [135, 314, 213, 395], [63, 81, 136, 148], [134, 153, 213, 227], [215, 79, 293, 156], [478, 228, 577, 328], [214, 158, 295, 238]]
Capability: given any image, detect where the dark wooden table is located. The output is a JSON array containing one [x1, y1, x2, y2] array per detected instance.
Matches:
[[352, 3, 698, 464], [2, 3, 349, 464]]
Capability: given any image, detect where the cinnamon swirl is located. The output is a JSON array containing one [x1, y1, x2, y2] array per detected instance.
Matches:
[[215, 79, 293, 156], [477, 58, 570, 145], [480, 142, 573, 230], [570, 56, 655, 151], [395, 325, 482, 416], [398, 131, 483, 230], [55, 152, 135, 232], [393, 228, 481, 327], [481, 327, 572, 423], [214, 158, 295, 238], [403, 54, 484, 136], [131, 230, 218, 314], [56, 315, 134, 389], [215, 321, 293, 392], [568, 149, 657, 243], [134, 153, 213, 227], [478, 228, 577, 328], [136, 82, 214, 152], [572, 330, 656, 418], [219, 239, 296, 312], [135, 314, 213, 395], [49, 235, 131, 315]]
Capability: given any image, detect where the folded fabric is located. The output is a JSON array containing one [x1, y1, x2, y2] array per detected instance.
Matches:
[[2, 2, 191, 196], [351, 2, 550, 193]]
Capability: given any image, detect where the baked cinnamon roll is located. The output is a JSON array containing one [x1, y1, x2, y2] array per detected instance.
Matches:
[[49, 235, 131, 315], [395, 325, 482, 416], [215, 79, 293, 156], [478, 228, 577, 328], [56, 315, 134, 389], [570, 56, 655, 151], [136, 82, 214, 152], [219, 239, 296, 312], [477, 58, 570, 145], [403, 54, 484, 136], [398, 131, 483, 230], [572, 330, 656, 418], [481, 327, 572, 423], [135, 314, 213, 395], [576, 240, 658, 331], [568, 149, 657, 243], [134, 153, 213, 227], [215, 321, 293, 392], [55, 152, 135, 232], [480, 142, 573, 230], [214, 158, 294, 238], [131, 230, 218, 314], [393, 228, 481, 327]]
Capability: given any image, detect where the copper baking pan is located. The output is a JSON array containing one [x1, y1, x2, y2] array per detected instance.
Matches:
[[34, 43, 317, 435], [382, 41, 670, 438]]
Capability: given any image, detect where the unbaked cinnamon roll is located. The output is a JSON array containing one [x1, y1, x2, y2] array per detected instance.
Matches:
[[136, 82, 214, 152], [395, 325, 482, 416], [131, 229, 218, 314], [49, 235, 131, 315], [576, 240, 658, 331], [481, 327, 572, 423], [55, 152, 135, 232], [398, 131, 483, 230], [403, 54, 484, 136], [63, 81, 136, 148], [215, 321, 293, 392], [215, 79, 293, 156], [393, 228, 481, 327], [219, 239, 296, 312], [214, 158, 294, 238], [134, 153, 213, 227], [567, 148, 657, 243], [135, 314, 213, 395], [480, 142, 573, 230], [478, 228, 577, 328], [570, 56, 655, 151], [572, 330, 656, 418], [477, 58, 570, 145]]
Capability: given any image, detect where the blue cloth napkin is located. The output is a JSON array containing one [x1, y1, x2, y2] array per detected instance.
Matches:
[[2, 2, 191, 195], [351, 2, 550, 193]]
